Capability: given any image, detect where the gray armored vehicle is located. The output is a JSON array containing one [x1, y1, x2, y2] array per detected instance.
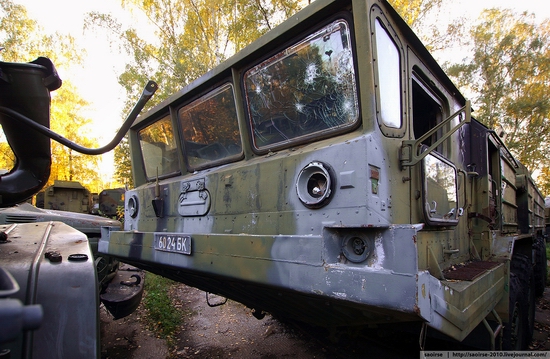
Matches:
[[0, 203, 119, 288], [96, 187, 125, 219], [35, 181, 125, 220], [36, 180, 125, 219], [95, 0, 546, 351], [1, 0, 547, 354], [35, 180, 93, 213], [0, 57, 152, 358]]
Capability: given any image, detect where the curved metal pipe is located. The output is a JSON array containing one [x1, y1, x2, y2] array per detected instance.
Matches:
[[0, 57, 157, 207], [0, 80, 158, 156]]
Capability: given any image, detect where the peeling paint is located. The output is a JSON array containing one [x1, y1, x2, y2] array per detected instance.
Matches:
[[367, 232, 385, 269], [333, 292, 348, 299], [421, 283, 426, 299]]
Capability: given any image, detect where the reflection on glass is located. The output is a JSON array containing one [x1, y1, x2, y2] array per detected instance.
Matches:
[[244, 19, 358, 149], [424, 153, 458, 223], [139, 115, 179, 179], [374, 18, 401, 128], [179, 84, 242, 169]]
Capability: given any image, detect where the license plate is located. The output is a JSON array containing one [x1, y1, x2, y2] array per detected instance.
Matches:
[[154, 233, 192, 255]]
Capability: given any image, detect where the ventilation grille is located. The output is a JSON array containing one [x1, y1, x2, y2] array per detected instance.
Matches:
[[5, 215, 38, 224]]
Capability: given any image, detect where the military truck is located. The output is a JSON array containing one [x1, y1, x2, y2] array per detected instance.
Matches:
[[35, 180, 125, 220], [96, 187, 125, 219], [35, 180, 93, 212], [1, 0, 546, 353], [91, 0, 545, 350], [0, 57, 151, 358]]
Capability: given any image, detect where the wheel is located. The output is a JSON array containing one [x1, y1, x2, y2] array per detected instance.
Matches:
[[509, 254, 535, 348], [525, 266, 536, 345], [502, 273, 526, 350], [534, 237, 548, 297]]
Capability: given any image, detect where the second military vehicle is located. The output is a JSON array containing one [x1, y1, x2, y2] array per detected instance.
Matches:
[[0, 57, 152, 358], [35, 180, 92, 212], [35, 180, 125, 219]]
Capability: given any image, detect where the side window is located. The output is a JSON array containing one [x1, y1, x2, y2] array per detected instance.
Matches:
[[422, 151, 460, 226], [244, 19, 359, 151], [138, 115, 179, 179], [371, 13, 404, 136], [178, 84, 242, 170], [412, 72, 446, 154]]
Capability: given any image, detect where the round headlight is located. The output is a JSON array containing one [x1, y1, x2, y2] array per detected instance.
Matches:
[[127, 195, 139, 218], [296, 161, 334, 208]]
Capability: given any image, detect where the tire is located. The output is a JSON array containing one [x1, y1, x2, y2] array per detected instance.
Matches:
[[509, 254, 535, 348], [525, 267, 536, 345], [502, 273, 526, 350], [534, 237, 548, 297]]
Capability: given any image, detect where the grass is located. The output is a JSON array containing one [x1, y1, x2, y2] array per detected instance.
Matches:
[[142, 272, 183, 340]]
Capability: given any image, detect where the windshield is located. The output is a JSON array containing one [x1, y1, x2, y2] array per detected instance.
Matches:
[[179, 84, 242, 170], [138, 115, 179, 179], [244, 19, 358, 150]]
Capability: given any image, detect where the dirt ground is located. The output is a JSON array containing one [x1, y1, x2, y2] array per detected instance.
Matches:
[[100, 278, 550, 359], [100, 283, 333, 359]]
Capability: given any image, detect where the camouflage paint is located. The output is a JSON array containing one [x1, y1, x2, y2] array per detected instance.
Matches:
[[99, 0, 545, 347]]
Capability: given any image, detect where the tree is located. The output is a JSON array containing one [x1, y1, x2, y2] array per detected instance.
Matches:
[[87, 0, 304, 109], [0, 0, 102, 191], [446, 9, 550, 194], [389, 0, 442, 28], [389, 0, 463, 52], [0, 142, 14, 170], [114, 135, 133, 188], [87, 0, 305, 186], [49, 82, 101, 187]]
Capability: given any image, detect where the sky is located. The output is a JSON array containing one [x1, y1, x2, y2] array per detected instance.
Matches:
[[15, 0, 134, 126], [13, 0, 145, 183], [8, 0, 550, 181]]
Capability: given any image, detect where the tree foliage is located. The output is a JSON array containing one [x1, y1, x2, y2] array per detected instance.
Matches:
[[0, 0, 102, 192], [389, 0, 463, 52], [446, 9, 550, 194], [114, 134, 133, 188], [86, 0, 304, 110], [389, 0, 442, 28], [0, 0, 83, 67], [86, 0, 305, 186], [49, 82, 101, 186]]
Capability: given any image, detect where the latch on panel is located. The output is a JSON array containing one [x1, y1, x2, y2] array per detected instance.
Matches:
[[178, 178, 210, 216]]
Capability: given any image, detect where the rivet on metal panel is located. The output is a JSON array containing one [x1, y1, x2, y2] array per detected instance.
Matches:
[[45, 251, 62, 263]]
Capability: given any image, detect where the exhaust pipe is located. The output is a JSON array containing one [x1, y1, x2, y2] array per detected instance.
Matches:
[[0, 57, 61, 207]]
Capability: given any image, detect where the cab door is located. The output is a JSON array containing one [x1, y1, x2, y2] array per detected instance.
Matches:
[[406, 49, 467, 274]]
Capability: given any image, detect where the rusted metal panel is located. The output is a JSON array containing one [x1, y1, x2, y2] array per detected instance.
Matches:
[[444, 261, 501, 281]]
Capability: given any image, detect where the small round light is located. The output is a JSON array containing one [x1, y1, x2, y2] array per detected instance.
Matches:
[[296, 161, 334, 208], [341, 233, 372, 263], [127, 195, 139, 218]]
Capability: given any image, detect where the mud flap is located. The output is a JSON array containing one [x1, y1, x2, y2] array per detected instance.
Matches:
[[100, 263, 145, 320]]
